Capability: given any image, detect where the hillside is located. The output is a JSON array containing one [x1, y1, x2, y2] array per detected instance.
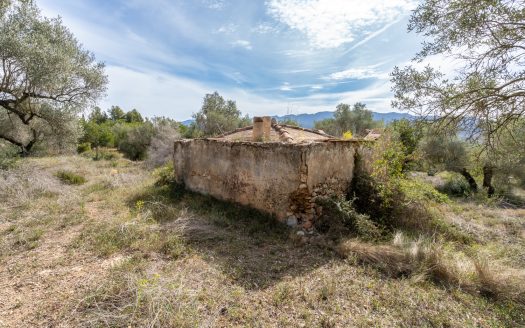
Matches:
[[181, 111, 414, 129], [1, 156, 524, 327]]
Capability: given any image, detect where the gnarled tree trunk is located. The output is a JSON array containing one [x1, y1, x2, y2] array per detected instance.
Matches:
[[459, 168, 478, 193], [482, 165, 495, 197]]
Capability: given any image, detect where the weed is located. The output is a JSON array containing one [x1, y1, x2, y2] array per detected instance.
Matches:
[[55, 170, 86, 185]]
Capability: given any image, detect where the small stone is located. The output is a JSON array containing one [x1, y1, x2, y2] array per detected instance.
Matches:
[[299, 183, 307, 189], [286, 216, 298, 227], [286, 212, 293, 217], [296, 230, 305, 236], [316, 206, 323, 216]]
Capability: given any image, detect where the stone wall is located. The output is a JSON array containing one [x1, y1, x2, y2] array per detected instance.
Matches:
[[173, 139, 372, 227]]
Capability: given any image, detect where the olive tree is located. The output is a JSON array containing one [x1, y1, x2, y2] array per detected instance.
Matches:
[[391, 0, 525, 196], [392, 0, 525, 145], [190, 92, 250, 137], [314, 102, 377, 137], [0, 0, 107, 155]]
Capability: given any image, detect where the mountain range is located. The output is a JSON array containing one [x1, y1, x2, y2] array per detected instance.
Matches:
[[181, 111, 414, 129]]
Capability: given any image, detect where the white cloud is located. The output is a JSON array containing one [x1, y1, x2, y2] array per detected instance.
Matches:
[[202, 0, 225, 10], [251, 22, 279, 34], [231, 40, 253, 50], [215, 23, 238, 34], [325, 64, 389, 80], [267, 0, 415, 48], [280, 82, 292, 91]]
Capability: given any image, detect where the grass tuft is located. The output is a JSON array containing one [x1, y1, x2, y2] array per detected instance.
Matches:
[[55, 170, 86, 185]]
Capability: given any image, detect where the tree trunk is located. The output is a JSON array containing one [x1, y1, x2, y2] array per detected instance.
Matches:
[[482, 165, 495, 197], [459, 168, 478, 192]]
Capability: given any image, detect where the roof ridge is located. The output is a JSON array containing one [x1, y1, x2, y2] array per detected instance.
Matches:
[[215, 125, 253, 138], [272, 123, 294, 142]]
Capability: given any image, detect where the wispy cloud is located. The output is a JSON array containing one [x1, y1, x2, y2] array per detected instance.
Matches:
[[202, 0, 225, 10], [231, 40, 253, 50], [267, 0, 415, 48], [280, 82, 292, 91], [325, 63, 390, 80]]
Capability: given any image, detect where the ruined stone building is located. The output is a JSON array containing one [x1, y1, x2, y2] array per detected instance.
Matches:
[[173, 117, 371, 230]]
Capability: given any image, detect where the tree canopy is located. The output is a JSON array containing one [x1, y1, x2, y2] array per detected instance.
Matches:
[[0, 0, 107, 154], [391, 0, 525, 148], [190, 92, 250, 137], [314, 102, 377, 137]]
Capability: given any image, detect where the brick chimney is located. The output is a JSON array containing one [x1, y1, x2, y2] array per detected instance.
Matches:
[[252, 116, 272, 141]]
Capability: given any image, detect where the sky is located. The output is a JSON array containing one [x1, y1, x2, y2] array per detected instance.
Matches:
[[37, 0, 426, 120]]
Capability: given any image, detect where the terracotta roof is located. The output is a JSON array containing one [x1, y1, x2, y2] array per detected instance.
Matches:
[[211, 123, 336, 143]]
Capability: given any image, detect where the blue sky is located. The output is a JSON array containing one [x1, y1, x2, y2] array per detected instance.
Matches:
[[38, 0, 425, 120]]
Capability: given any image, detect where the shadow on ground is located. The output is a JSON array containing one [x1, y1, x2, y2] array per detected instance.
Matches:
[[131, 185, 337, 290]]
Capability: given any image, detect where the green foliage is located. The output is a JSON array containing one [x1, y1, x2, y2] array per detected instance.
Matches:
[[314, 102, 379, 137], [80, 121, 114, 159], [391, 0, 525, 146], [113, 122, 155, 160], [0, 0, 107, 154], [420, 130, 469, 173], [55, 170, 86, 185], [153, 163, 177, 187], [0, 143, 19, 170], [108, 106, 125, 121], [315, 197, 382, 241], [124, 109, 144, 123], [191, 92, 250, 137], [77, 142, 91, 154], [389, 119, 423, 157], [88, 107, 108, 124], [437, 172, 472, 197]]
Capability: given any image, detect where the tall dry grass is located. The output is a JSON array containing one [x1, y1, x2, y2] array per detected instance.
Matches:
[[337, 233, 525, 305]]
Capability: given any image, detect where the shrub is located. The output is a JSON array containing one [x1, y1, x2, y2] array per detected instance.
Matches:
[[114, 122, 155, 161], [437, 172, 472, 197], [146, 119, 181, 168], [55, 170, 87, 185], [315, 197, 382, 241], [77, 142, 91, 154], [0, 143, 19, 170], [153, 163, 176, 187]]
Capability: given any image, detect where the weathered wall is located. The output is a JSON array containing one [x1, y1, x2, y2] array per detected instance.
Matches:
[[173, 139, 373, 227], [173, 139, 304, 219]]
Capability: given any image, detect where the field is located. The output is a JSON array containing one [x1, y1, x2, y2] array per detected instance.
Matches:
[[1, 155, 524, 327]]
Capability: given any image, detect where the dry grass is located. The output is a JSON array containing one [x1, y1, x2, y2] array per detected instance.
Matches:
[[337, 233, 525, 308], [1, 155, 524, 327]]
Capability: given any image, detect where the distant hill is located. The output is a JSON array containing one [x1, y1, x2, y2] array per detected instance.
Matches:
[[180, 111, 414, 129]]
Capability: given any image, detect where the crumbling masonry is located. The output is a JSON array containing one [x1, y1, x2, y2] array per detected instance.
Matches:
[[173, 117, 372, 229]]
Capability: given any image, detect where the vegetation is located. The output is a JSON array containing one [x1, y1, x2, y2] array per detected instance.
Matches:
[[55, 170, 87, 185], [1, 0, 525, 326], [315, 102, 379, 137], [187, 92, 251, 137], [392, 0, 525, 196], [0, 155, 523, 327], [0, 0, 107, 155]]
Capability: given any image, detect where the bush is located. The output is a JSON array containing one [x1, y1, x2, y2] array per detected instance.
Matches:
[[114, 122, 155, 161], [0, 143, 19, 170], [55, 170, 87, 185], [77, 142, 91, 154], [437, 172, 472, 197], [315, 197, 382, 241], [146, 119, 181, 168], [153, 163, 176, 186]]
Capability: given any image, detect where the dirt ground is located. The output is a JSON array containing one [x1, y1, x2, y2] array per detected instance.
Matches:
[[1, 156, 524, 327]]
